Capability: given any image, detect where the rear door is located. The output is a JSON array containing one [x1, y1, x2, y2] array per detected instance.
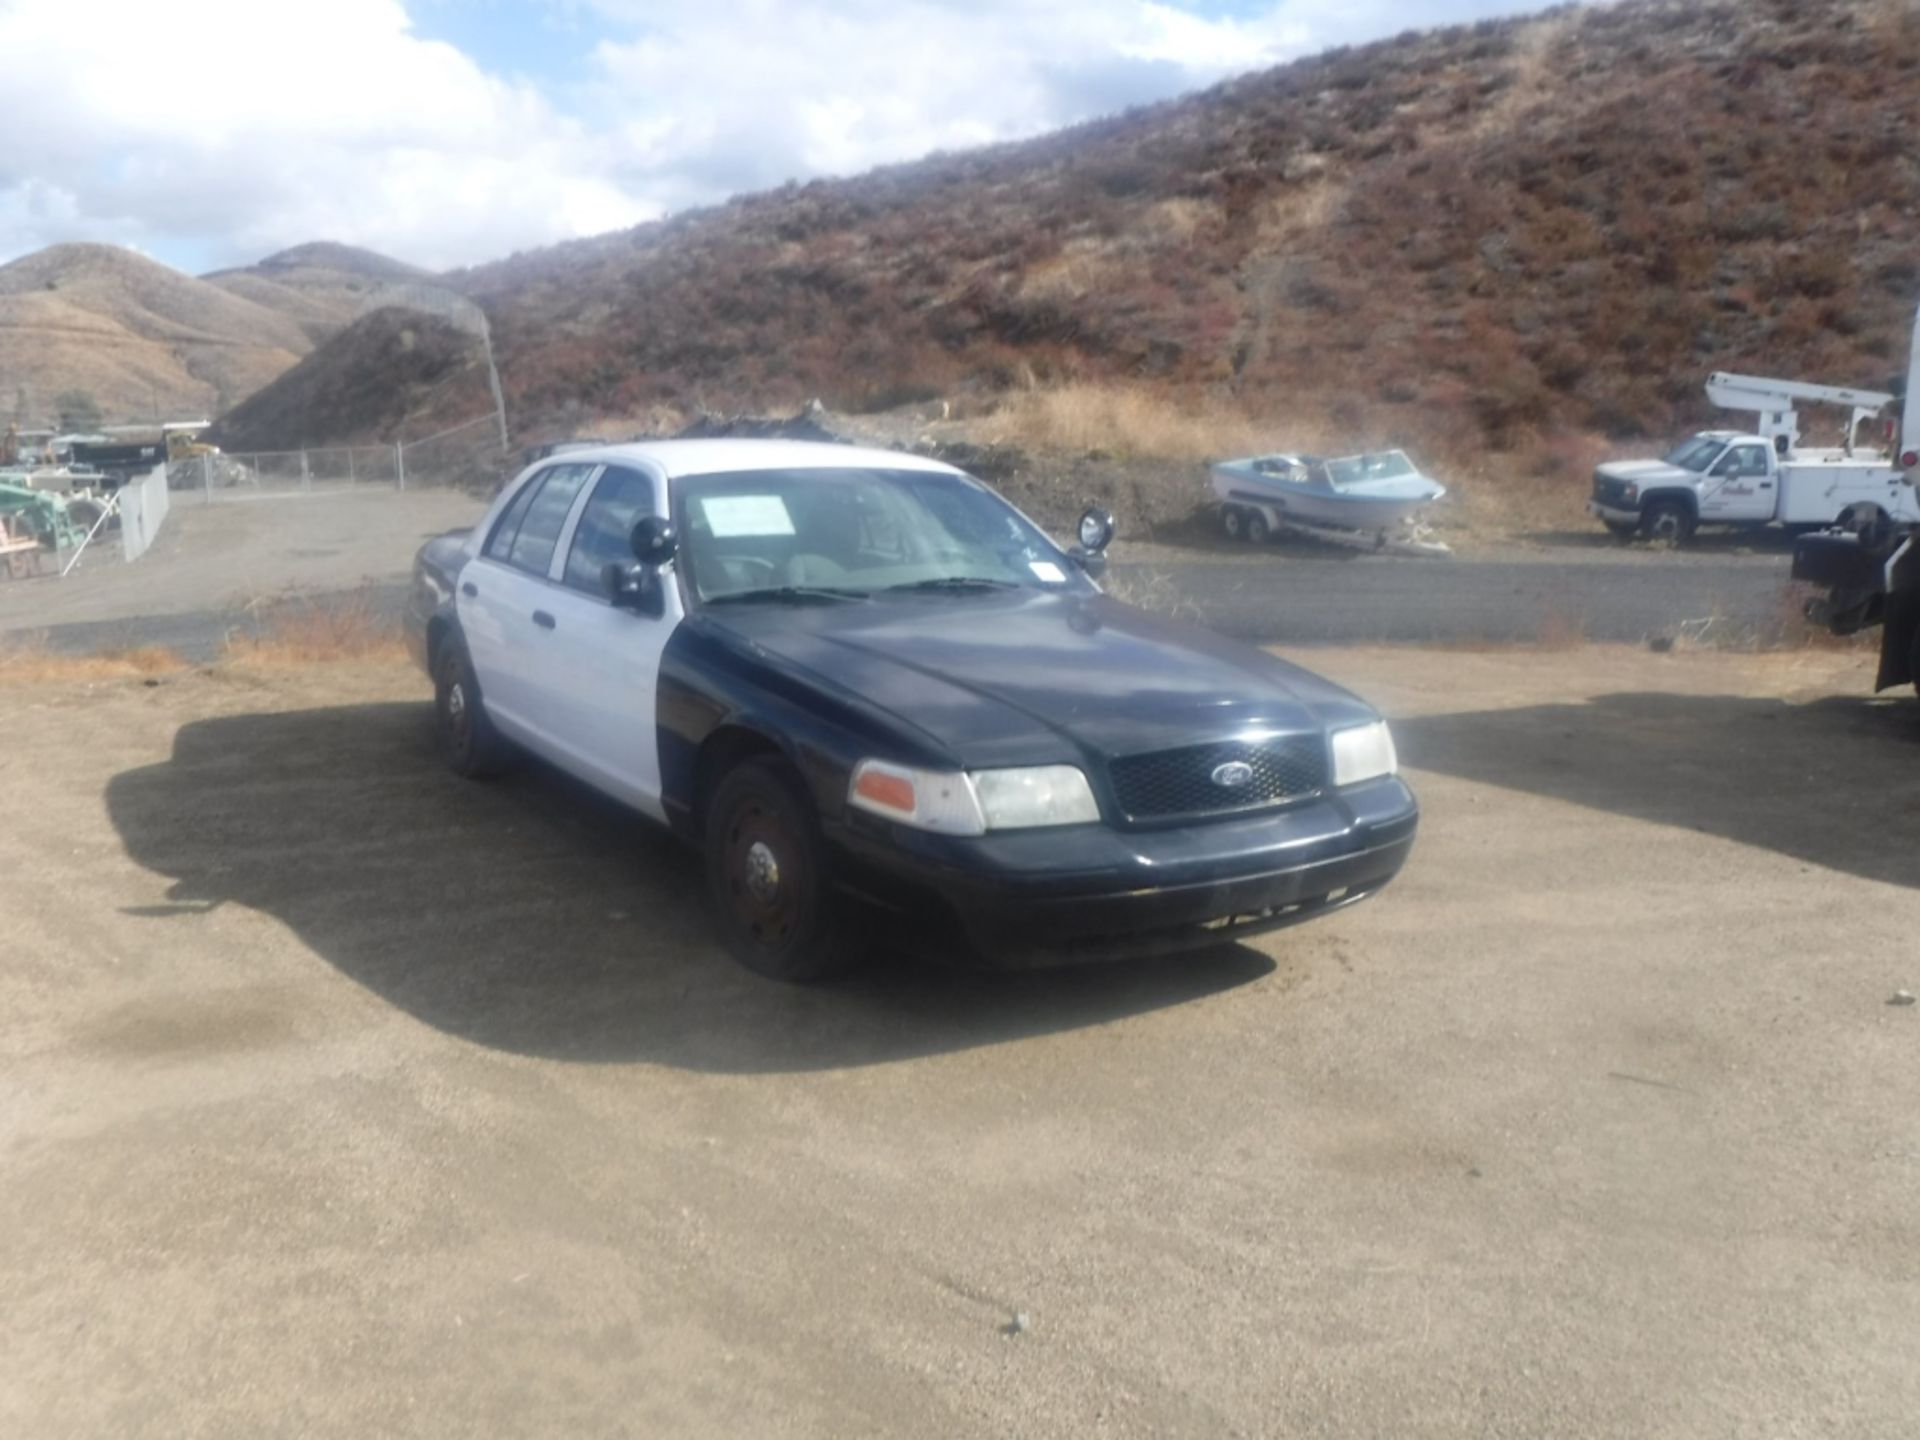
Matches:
[[457, 462, 597, 746], [526, 464, 678, 817]]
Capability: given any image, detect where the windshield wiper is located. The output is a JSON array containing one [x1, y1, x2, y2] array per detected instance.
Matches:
[[882, 576, 1023, 594], [704, 585, 870, 606]]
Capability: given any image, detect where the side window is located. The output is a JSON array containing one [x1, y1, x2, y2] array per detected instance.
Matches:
[[484, 472, 546, 562], [504, 464, 593, 577], [563, 466, 656, 595], [1735, 445, 1770, 476]]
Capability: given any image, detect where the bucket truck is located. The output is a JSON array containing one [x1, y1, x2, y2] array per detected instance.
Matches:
[[1589, 354, 1920, 544]]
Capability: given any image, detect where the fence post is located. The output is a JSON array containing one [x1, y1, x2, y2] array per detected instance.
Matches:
[[202, 452, 212, 504], [395, 442, 406, 492], [301, 450, 311, 492]]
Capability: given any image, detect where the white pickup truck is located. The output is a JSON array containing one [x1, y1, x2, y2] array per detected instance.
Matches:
[[1589, 355, 1920, 543]]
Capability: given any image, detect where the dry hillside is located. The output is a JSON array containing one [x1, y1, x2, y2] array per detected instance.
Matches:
[[1, 240, 422, 428], [229, 0, 1920, 532]]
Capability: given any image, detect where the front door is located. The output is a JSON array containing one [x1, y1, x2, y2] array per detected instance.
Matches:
[[525, 464, 677, 819], [1699, 442, 1774, 521]]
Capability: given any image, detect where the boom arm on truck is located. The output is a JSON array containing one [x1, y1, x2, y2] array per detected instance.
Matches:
[[1705, 374, 1897, 455]]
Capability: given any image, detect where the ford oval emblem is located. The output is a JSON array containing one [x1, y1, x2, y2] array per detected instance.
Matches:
[[1210, 760, 1255, 790]]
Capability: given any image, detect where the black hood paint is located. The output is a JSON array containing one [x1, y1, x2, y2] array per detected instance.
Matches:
[[697, 590, 1376, 769]]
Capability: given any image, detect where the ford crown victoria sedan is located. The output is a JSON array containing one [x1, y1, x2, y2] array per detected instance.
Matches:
[[406, 439, 1418, 980]]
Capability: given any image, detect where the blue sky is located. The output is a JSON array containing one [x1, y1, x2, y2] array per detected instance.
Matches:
[[0, 0, 1552, 275]]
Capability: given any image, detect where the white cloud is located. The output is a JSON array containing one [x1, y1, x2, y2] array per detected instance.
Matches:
[[0, 0, 1538, 273], [0, 0, 654, 270]]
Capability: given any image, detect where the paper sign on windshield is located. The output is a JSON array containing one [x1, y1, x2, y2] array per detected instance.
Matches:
[[701, 495, 795, 538]]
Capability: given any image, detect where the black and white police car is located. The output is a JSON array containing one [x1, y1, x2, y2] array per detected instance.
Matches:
[[406, 439, 1418, 980]]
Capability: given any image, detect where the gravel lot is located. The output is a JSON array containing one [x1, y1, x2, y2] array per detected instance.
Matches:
[[3, 645, 1915, 1438]]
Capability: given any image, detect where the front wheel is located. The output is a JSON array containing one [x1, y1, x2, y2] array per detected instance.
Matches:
[[705, 759, 861, 982], [1641, 500, 1695, 545]]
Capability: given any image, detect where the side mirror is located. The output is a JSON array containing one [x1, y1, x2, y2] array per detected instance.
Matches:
[[603, 561, 662, 616], [631, 515, 677, 566]]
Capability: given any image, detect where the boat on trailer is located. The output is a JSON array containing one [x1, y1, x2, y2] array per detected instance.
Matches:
[[1209, 450, 1448, 552]]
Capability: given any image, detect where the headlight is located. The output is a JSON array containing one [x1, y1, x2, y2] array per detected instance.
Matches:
[[1624, 482, 1640, 502], [972, 765, 1101, 829], [848, 761, 1100, 833], [1330, 721, 1397, 787]]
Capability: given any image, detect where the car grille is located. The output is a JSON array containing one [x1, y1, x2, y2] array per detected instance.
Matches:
[[1591, 472, 1638, 508], [1107, 736, 1328, 823]]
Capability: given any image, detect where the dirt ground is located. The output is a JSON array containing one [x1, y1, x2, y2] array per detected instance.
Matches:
[[2, 645, 1916, 1438]]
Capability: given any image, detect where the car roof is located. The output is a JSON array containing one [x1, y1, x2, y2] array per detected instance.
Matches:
[[551, 438, 964, 481]]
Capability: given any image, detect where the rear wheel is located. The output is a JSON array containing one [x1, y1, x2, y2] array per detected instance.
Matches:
[[705, 759, 860, 982], [1245, 511, 1271, 544], [1641, 500, 1695, 545], [434, 639, 511, 778]]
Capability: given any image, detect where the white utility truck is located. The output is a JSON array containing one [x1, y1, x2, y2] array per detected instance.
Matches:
[[1589, 362, 1920, 543]]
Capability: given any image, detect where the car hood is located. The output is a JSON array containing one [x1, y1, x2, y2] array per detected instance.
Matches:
[[701, 589, 1377, 768], [1596, 459, 1697, 485]]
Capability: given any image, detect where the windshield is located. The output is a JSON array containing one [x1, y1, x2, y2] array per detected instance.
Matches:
[[673, 467, 1085, 604], [1663, 436, 1726, 472], [1325, 450, 1416, 487]]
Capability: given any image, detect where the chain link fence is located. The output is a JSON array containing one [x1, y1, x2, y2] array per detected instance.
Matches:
[[185, 414, 515, 501]]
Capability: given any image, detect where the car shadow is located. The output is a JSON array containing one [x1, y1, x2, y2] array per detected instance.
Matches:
[[1397, 688, 1919, 889], [104, 703, 1277, 1071]]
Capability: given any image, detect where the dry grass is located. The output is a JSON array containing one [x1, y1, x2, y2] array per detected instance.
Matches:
[[982, 384, 1314, 463], [0, 636, 186, 684], [222, 594, 407, 667]]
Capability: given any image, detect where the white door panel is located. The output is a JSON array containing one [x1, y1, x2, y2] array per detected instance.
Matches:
[[457, 561, 551, 740], [518, 463, 676, 817], [528, 590, 673, 818]]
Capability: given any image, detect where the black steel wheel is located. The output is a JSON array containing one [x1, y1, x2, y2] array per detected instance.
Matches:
[[434, 639, 511, 778], [1221, 506, 1246, 541], [1245, 511, 1271, 544], [705, 759, 859, 982]]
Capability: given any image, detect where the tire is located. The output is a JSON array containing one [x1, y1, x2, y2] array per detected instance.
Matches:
[[704, 758, 860, 982], [1603, 519, 1639, 540], [434, 638, 511, 778], [1221, 506, 1245, 542], [1245, 511, 1271, 545], [1641, 500, 1695, 545]]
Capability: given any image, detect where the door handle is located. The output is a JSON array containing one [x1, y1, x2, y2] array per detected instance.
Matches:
[[532, 610, 557, 630], [461, 581, 477, 597]]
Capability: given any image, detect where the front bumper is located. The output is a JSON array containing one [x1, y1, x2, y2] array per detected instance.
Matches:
[[831, 776, 1419, 967], [1588, 500, 1641, 525]]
